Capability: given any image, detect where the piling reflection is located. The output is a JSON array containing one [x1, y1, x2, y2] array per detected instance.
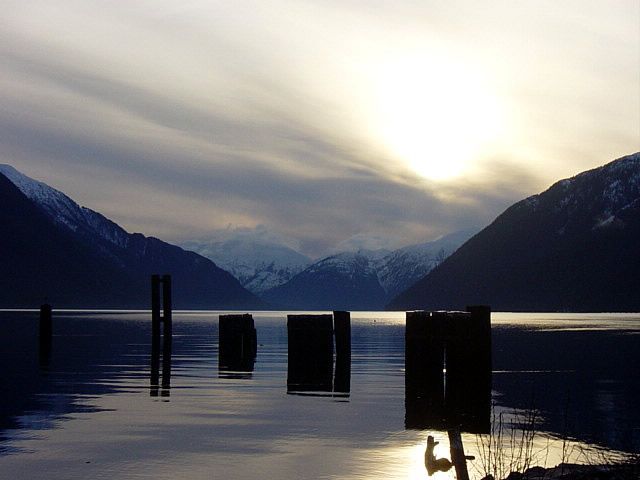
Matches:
[[405, 307, 491, 434], [38, 303, 52, 369], [38, 334, 52, 369], [287, 312, 351, 398], [150, 336, 172, 397]]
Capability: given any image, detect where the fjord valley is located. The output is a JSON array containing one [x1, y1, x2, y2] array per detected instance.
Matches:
[[2, 153, 640, 312]]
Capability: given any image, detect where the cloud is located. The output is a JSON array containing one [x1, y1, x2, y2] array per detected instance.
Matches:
[[0, 0, 637, 256]]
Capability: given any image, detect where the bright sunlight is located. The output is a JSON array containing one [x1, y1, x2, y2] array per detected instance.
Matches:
[[373, 54, 504, 181]]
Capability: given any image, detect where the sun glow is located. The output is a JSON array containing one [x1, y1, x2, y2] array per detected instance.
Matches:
[[373, 54, 504, 181]]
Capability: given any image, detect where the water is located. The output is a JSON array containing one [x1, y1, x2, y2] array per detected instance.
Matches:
[[0, 310, 638, 479]]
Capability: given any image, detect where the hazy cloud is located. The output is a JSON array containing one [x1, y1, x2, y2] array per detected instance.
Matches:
[[1, 0, 637, 256]]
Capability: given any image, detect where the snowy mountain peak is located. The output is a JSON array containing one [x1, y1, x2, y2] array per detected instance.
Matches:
[[305, 251, 380, 278], [0, 164, 129, 248], [181, 237, 311, 295]]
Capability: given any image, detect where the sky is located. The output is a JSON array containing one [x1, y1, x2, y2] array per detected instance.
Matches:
[[1, 0, 638, 256]]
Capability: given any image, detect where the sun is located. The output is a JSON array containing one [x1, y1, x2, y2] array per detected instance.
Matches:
[[373, 54, 504, 181]]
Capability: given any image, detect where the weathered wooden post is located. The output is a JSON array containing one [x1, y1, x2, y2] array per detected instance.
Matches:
[[150, 274, 172, 396], [39, 303, 53, 366], [151, 274, 172, 342], [151, 274, 161, 352], [162, 274, 172, 344], [445, 306, 491, 433], [287, 314, 334, 393], [333, 311, 351, 394], [405, 311, 446, 429], [218, 314, 257, 372]]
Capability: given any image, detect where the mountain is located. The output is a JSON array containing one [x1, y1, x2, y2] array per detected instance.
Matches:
[[0, 165, 264, 309], [262, 251, 388, 310], [0, 165, 129, 250], [181, 238, 310, 295], [388, 153, 640, 312], [262, 232, 471, 310], [376, 230, 474, 299]]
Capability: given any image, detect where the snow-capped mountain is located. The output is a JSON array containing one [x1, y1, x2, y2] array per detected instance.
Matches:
[[0, 164, 129, 248], [0, 165, 264, 309], [376, 230, 474, 299], [262, 235, 472, 310], [181, 238, 310, 295], [390, 152, 640, 312]]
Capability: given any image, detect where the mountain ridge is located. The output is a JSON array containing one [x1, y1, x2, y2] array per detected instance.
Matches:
[[388, 152, 640, 312], [0, 166, 264, 309], [261, 231, 471, 310]]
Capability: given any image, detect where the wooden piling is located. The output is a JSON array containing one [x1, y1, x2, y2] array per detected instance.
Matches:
[[151, 274, 172, 343], [287, 314, 334, 393], [162, 274, 172, 341], [150, 274, 173, 396], [333, 311, 351, 394], [151, 275, 161, 347], [218, 314, 257, 372], [445, 307, 491, 433], [405, 307, 492, 432], [405, 311, 446, 429]]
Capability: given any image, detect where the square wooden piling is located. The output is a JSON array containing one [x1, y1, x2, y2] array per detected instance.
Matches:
[[218, 314, 257, 371], [405, 311, 447, 429], [287, 314, 334, 392]]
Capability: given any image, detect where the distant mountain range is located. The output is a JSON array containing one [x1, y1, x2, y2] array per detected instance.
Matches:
[[389, 153, 640, 312], [261, 232, 472, 310], [0, 165, 264, 309], [181, 238, 310, 295]]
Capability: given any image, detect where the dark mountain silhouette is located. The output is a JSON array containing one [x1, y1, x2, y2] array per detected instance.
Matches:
[[388, 153, 640, 312], [0, 170, 264, 309]]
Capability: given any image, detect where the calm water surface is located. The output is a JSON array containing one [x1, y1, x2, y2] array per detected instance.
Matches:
[[0, 311, 638, 480]]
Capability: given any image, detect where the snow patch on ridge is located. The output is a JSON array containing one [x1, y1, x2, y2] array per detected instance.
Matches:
[[0, 164, 129, 248]]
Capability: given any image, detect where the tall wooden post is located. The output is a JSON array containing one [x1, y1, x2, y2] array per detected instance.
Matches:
[[151, 275, 161, 351], [333, 311, 351, 394], [150, 274, 172, 396], [405, 311, 446, 429], [445, 307, 491, 433], [162, 275, 172, 341]]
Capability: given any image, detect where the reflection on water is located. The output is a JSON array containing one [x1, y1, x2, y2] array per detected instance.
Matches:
[[0, 310, 638, 479]]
